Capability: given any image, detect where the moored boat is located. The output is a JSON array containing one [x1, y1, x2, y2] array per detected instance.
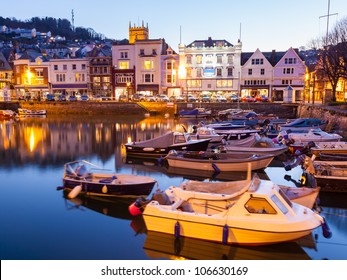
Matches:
[[278, 118, 327, 132], [129, 173, 320, 217], [286, 128, 342, 144], [219, 134, 288, 157], [0, 109, 16, 119], [18, 108, 47, 116], [310, 141, 347, 157], [165, 150, 275, 172], [142, 174, 329, 245], [61, 160, 157, 198], [178, 108, 211, 118], [124, 131, 210, 158]]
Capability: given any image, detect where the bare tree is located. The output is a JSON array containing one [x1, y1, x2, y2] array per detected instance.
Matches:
[[314, 16, 347, 102]]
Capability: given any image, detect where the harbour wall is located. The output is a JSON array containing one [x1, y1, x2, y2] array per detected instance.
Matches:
[[297, 104, 347, 131], [1, 101, 347, 131]]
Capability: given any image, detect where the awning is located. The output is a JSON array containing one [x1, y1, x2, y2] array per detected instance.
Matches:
[[52, 84, 88, 89], [137, 84, 159, 91]]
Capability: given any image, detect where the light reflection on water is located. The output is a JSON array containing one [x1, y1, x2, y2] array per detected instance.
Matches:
[[0, 116, 346, 260]]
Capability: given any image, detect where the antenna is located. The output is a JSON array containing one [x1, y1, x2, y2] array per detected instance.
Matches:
[[319, 0, 338, 43], [239, 22, 242, 42], [71, 9, 75, 31], [180, 25, 182, 44]]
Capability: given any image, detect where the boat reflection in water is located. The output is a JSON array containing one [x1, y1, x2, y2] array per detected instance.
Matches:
[[144, 231, 313, 260], [61, 190, 147, 235]]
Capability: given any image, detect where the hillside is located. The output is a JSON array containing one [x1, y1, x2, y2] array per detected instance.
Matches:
[[0, 16, 105, 41]]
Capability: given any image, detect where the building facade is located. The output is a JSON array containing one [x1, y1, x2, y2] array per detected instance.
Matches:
[[112, 23, 180, 100], [178, 37, 242, 99]]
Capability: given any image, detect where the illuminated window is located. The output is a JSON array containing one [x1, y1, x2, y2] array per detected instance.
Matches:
[[196, 55, 203, 64], [144, 60, 154, 70], [119, 61, 129, 69]]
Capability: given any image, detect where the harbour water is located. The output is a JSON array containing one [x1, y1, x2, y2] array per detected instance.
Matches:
[[0, 115, 346, 260]]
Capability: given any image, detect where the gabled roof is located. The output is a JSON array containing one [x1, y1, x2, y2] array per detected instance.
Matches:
[[0, 51, 12, 70], [186, 37, 233, 48], [241, 50, 286, 66]]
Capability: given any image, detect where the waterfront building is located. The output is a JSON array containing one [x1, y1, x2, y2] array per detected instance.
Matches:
[[87, 46, 113, 98], [0, 51, 13, 100], [178, 36, 242, 99], [241, 48, 306, 102], [12, 51, 50, 99], [272, 47, 306, 102], [112, 22, 179, 100], [240, 48, 276, 100], [49, 57, 89, 96]]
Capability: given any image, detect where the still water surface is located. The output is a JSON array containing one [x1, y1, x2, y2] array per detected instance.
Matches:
[[0, 115, 346, 260]]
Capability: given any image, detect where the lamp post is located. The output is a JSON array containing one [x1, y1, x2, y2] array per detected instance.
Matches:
[[126, 81, 131, 102]]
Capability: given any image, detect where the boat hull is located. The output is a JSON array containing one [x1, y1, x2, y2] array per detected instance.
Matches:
[[125, 139, 210, 158], [143, 206, 319, 245], [166, 152, 274, 172], [63, 175, 156, 197]]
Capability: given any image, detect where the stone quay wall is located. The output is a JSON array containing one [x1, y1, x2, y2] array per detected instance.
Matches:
[[297, 104, 347, 131]]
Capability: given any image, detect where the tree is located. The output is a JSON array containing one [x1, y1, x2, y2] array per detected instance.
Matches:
[[311, 16, 347, 102]]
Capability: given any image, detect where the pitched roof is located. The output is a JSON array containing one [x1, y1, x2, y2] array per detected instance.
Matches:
[[0, 51, 12, 70], [241, 50, 286, 66], [186, 37, 233, 48]]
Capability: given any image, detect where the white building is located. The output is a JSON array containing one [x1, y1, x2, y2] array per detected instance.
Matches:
[[49, 58, 89, 95], [272, 47, 306, 102], [240, 48, 275, 99], [178, 37, 242, 98]]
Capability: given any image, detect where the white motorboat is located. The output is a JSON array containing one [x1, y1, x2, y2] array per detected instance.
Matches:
[[189, 126, 224, 143], [286, 128, 342, 144], [129, 173, 320, 217], [142, 174, 329, 245]]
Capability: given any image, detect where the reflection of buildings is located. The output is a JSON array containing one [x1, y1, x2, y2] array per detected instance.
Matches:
[[0, 117, 180, 167]]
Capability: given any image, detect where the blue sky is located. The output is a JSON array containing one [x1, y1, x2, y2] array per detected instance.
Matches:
[[3, 0, 347, 52]]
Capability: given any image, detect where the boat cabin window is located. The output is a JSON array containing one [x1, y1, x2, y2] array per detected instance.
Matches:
[[277, 188, 293, 208], [174, 134, 187, 143], [271, 194, 289, 214], [244, 197, 277, 214]]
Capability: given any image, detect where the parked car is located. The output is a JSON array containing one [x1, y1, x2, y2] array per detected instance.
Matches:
[[187, 95, 197, 102], [57, 95, 67, 101], [158, 94, 170, 102], [46, 94, 55, 101], [118, 94, 127, 102], [256, 95, 270, 102], [226, 94, 240, 102], [145, 95, 156, 102], [132, 94, 145, 102], [212, 95, 227, 102], [241, 95, 256, 102], [200, 95, 211, 102], [68, 95, 77, 101], [170, 95, 184, 102], [80, 95, 89, 101]]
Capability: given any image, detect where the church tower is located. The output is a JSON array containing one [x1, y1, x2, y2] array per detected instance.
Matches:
[[129, 21, 149, 44]]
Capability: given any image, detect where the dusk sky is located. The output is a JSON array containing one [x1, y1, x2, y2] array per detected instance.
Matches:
[[3, 0, 347, 52]]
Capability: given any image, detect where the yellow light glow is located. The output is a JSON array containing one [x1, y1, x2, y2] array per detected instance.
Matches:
[[178, 64, 186, 79], [127, 136, 132, 143]]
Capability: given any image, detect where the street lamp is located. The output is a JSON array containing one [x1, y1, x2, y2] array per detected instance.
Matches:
[[126, 81, 131, 102]]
